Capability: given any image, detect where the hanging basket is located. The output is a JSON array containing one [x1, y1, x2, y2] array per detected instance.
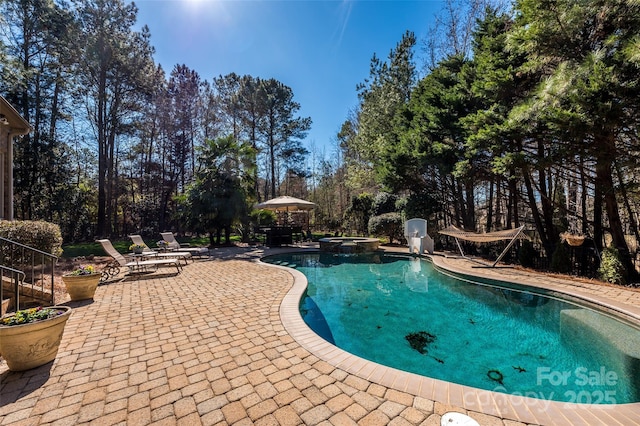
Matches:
[[560, 232, 585, 247]]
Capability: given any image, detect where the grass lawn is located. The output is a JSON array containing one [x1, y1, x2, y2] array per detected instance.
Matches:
[[60, 236, 232, 258]]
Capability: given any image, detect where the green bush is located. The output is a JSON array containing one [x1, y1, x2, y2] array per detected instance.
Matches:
[[368, 213, 403, 244], [403, 191, 439, 219], [250, 209, 276, 227], [344, 193, 373, 235], [371, 192, 398, 216], [0, 220, 63, 257], [550, 242, 571, 273], [598, 247, 627, 285]]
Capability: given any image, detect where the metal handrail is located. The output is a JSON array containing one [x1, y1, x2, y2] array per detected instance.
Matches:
[[0, 237, 58, 311], [0, 236, 57, 257], [0, 264, 26, 315]]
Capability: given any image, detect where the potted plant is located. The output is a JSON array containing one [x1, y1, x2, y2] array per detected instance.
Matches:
[[62, 264, 101, 301], [129, 244, 146, 254], [0, 306, 72, 371], [156, 240, 169, 252]]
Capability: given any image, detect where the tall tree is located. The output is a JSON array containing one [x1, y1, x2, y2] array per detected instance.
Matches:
[[509, 0, 640, 274], [167, 64, 203, 192], [178, 135, 252, 245], [0, 0, 76, 221], [73, 0, 154, 236], [422, 0, 500, 70], [392, 54, 477, 228], [462, 8, 539, 237], [256, 78, 311, 199], [353, 30, 417, 179]]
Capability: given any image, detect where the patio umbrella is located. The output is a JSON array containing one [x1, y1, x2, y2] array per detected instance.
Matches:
[[255, 195, 315, 212]]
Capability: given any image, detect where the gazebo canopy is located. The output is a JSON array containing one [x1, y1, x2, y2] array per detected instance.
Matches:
[[255, 196, 315, 212]]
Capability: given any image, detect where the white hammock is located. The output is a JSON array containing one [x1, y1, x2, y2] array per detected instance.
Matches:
[[439, 225, 529, 267]]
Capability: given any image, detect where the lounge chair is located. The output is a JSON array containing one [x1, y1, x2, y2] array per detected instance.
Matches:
[[97, 239, 182, 280], [404, 218, 434, 255], [160, 232, 209, 257], [129, 234, 192, 265]]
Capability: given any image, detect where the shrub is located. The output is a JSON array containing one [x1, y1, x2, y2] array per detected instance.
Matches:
[[368, 213, 403, 243], [598, 247, 627, 285], [344, 193, 373, 235], [550, 242, 571, 273], [371, 192, 398, 216], [0, 220, 63, 256], [250, 209, 276, 227], [403, 191, 439, 219]]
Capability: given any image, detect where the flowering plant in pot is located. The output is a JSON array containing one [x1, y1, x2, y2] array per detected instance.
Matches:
[[0, 306, 72, 371], [129, 244, 146, 254], [62, 264, 101, 301]]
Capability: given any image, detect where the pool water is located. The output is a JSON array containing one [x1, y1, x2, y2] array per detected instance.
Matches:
[[264, 252, 640, 404]]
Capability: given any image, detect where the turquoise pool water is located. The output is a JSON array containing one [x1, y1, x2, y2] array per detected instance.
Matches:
[[264, 252, 640, 404]]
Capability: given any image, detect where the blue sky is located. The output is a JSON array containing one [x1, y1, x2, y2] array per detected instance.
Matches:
[[134, 0, 442, 154]]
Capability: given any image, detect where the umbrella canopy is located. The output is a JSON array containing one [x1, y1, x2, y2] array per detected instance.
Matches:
[[255, 195, 315, 212]]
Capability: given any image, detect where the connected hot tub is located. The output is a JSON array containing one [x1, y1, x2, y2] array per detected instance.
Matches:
[[318, 237, 380, 253]]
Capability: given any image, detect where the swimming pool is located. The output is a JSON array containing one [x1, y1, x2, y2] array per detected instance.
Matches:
[[264, 252, 640, 404]]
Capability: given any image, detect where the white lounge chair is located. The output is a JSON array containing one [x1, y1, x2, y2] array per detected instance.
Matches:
[[160, 232, 209, 257], [404, 218, 434, 255], [97, 239, 182, 279], [129, 235, 192, 265]]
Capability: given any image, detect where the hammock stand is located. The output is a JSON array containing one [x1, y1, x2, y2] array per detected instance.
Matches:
[[439, 225, 530, 267]]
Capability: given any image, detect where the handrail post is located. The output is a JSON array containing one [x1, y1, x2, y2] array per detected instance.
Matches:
[[0, 265, 26, 313]]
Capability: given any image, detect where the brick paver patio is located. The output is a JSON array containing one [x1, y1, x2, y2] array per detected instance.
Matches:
[[1, 245, 639, 425]]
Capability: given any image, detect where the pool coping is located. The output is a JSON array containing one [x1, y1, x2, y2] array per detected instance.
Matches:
[[264, 251, 640, 426]]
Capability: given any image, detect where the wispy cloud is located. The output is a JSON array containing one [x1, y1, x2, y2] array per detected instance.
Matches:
[[333, 0, 354, 49]]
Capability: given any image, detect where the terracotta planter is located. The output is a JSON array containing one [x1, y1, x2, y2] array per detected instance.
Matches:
[[62, 273, 101, 301], [0, 306, 72, 371]]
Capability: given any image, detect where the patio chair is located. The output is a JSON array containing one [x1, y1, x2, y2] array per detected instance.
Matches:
[[97, 239, 182, 281], [129, 234, 193, 265], [160, 232, 210, 257]]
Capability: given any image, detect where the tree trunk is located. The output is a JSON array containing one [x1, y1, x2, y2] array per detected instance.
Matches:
[[464, 178, 475, 230], [486, 177, 494, 232], [269, 130, 276, 199], [494, 177, 502, 229], [537, 140, 555, 245], [97, 68, 107, 237], [522, 165, 550, 257], [579, 156, 589, 236], [614, 162, 640, 246], [451, 177, 461, 227], [595, 141, 634, 276]]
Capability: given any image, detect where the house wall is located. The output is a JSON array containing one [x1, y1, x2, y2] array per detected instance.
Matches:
[[0, 96, 32, 221], [0, 125, 12, 220]]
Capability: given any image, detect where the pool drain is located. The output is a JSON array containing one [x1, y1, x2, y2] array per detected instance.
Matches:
[[441, 412, 480, 426]]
